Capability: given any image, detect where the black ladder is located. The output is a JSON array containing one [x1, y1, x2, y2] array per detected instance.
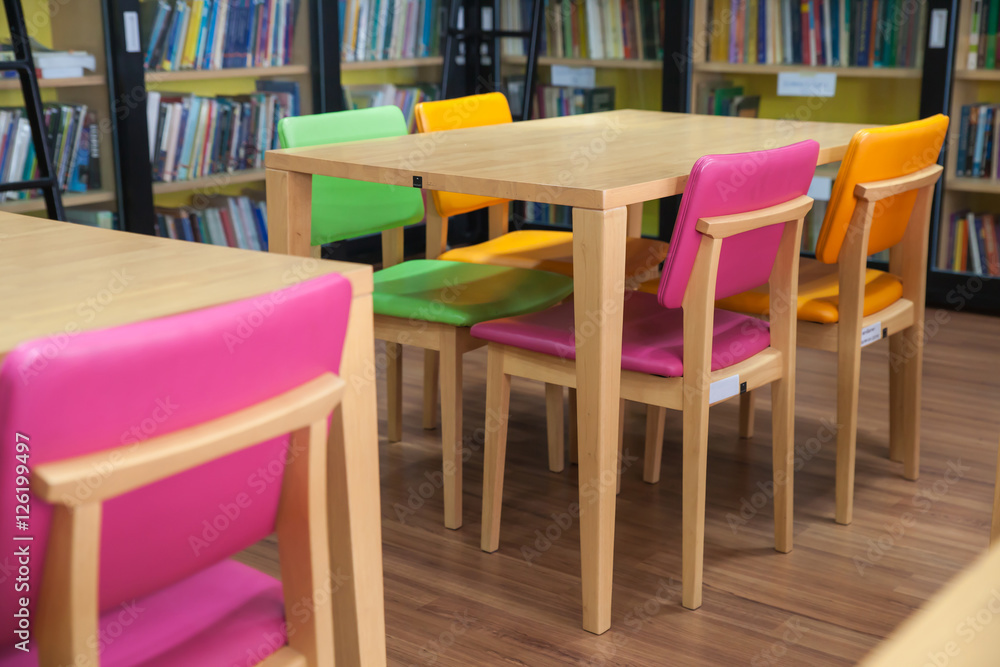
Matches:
[[441, 0, 544, 121], [0, 0, 64, 220]]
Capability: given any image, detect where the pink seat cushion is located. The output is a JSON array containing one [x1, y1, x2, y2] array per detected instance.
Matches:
[[470, 291, 770, 377], [1, 560, 287, 666]]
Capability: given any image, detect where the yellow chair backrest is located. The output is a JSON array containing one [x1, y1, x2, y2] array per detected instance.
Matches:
[[814, 114, 949, 264], [414, 92, 513, 218]]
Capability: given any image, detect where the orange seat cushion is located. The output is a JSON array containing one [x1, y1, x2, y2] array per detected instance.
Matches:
[[715, 257, 903, 324], [439, 230, 669, 281]]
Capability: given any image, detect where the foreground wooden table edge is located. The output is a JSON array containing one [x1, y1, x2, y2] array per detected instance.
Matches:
[[265, 124, 854, 640]]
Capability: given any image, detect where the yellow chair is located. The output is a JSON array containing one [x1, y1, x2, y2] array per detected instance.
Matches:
[[414, 93, 671, 449], [700, 115, 947, 525]]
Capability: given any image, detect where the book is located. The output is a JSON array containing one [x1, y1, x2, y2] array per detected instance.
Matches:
[[154, 194, 268, 249], [143, 0, 299, 70]]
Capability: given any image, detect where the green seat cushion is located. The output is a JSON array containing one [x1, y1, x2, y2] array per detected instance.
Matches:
[[373, 260, 574, 327]]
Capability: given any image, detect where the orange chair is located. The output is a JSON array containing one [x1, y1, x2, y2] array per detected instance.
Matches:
[[702, 115, 947, 525], [414, 93, 671, 449]]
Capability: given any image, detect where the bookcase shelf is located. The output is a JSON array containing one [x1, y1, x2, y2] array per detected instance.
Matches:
[[342, 57, 444, 71], [693, 62, 923, 79], [144, 65, 311, 83], [955, 69, 1000, 82], [0, 75, 108, 90], [152, 170, 266, 196], [505, 55, 663, 70], [945, 178, 1000, 194], [0, 190, 116, 214]]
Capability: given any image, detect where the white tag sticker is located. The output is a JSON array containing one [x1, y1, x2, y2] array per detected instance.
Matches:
[[861, 322, 883, 347], [551, 65, 597, 88], [777, 72, 837, 97], [124, 11, 141, 53], [929, 10, 949, 49], [709, 375, 740, 404]]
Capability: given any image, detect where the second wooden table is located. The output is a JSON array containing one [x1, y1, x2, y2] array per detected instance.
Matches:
[[265, 109, 870, 634]]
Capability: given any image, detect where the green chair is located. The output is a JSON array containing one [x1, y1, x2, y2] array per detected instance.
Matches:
[[279, 106, 575, 529]]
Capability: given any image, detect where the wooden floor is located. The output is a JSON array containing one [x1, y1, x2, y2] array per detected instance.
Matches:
[[240, 307, 1000, 666]]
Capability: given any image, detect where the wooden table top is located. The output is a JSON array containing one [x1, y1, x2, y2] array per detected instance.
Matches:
[[265, 109, 871, 210], [0, 215, 371, 357]]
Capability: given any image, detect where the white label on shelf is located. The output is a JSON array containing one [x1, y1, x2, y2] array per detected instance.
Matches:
[[929, 10, 949, 49], [551, 65, 597, 88], [777, 72, 837, 97], [124, 11, 141, 53], [807, 175, 833, 202], [861, 322, 883, 347], [709, 375, 740, 404]]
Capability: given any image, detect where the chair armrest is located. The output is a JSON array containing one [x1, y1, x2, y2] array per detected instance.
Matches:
[[696, 195, 814, 239], [854, 164, 943, 202]]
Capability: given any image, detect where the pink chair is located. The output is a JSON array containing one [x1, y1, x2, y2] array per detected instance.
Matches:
[[472, 141, 818, 611], [0, 273, 353, 666]]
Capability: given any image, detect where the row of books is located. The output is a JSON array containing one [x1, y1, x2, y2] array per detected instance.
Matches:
[[501, 0, 665, 61], [344, 83, 439, 132], [968, 0, 1000, 70], [155, 194, 269, 250], [938, 211, 1000, 276], [955, 103, 1000, 180], [533, 84, 615, 119], [146, 81, 299, 183], [142, 0, 301, 71], [706, 0, 927, 68], [695, 81, 761, 117], [339, 0, 441, 62], [0, 104, 101, 199]]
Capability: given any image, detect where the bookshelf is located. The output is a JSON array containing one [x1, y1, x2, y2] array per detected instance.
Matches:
[[688, 0, 966, 311], [0, 0, 120, 218], [939, 0, 1000, 312]]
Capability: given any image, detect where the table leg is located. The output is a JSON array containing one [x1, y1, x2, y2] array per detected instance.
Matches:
[[266, 168, 313, 257], [329, 293, 387, 665], [572, 206, 627, 635], [267, 167, 386, 664]]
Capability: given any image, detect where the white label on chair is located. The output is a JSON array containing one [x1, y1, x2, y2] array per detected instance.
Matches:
[[861, 321, 883, 347], [709, 375, 740, 404]]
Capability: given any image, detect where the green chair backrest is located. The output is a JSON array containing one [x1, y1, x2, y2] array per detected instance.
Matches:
[[278, 106, 425, 246]]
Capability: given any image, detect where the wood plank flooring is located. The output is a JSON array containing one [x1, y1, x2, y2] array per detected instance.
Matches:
[[239, 307, 1000, 666]]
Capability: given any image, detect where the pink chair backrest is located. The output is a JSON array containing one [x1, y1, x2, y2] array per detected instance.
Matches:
[[658, 140, 821, 308], [0, 273, 352, 636]]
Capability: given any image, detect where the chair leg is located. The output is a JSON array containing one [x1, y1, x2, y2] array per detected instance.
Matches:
[[889, 327, 922, 479], [771, 379, 795, 553], [682, 390, 710, 610], [568, 387, 579, 465], [617, 398, 626, 494], [835, 332, 863, 526], [386, 343, 404, 443], [739, 390, 755, 439], [545, 383, 565, 473], [482, 346, 511, 552], [423, 349, 439, 430], [644, 406, 666, 484], [439, 336, 463, 530]]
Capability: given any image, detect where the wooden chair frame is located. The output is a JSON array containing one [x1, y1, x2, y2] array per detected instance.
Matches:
[[32, 374, 345, 667], [735, 164, 943, 526], [410, 202, 643, 480], [480, 195, 811, 611]]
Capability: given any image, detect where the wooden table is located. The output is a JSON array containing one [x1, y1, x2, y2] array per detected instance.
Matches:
[[264, 109, 871, 635], [0, 215, 385, 665]]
